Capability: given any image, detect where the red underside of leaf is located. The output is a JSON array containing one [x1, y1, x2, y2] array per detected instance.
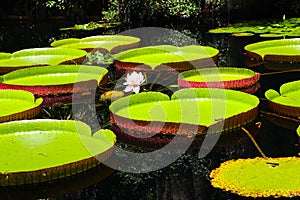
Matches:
[[178, 73, 260, 92]]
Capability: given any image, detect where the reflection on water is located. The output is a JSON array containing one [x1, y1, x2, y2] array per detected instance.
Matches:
[[0, 20, 300, 199]]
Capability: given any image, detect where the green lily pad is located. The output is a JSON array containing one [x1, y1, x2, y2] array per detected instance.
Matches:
[[210, 157, 300, 198], [0, 52, 11, 59], [231, 32, 255, 37], [110, 88, 259, 135], [0, 65, 107, 86], [0, 90, 43, 122], [114, 45, 219, 71], [208, 18, 300, 37], [0, 119, 116, 186], [51, 35, 140, 53], [259, 33, 285, 38], [178, 67, 260, 93], [0, 48, 87, 74], [59, 21, 121, 31], [265, 80, 300, 118], [245, 38, 300, 62], [0, 65, 108, 96]]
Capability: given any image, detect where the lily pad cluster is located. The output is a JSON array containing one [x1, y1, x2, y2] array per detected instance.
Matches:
[[209, 17, 300, 37], [59, 21, 121, 31]]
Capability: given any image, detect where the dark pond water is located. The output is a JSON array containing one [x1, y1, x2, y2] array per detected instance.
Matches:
[[0, 19, 300, 200]]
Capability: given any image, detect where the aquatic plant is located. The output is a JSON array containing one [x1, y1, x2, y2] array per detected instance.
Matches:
[[210, 157, 300, 198], [209, 17, 300, 37], [0, 90, 43, 123], [265, 80, 300, 118], [123, 71, 145, 94], [0, 119, 116, 186]]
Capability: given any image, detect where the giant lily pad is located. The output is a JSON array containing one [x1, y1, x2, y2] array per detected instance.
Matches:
[[0, 65, 108, 105], [245, 38, 300, 63], [0, 52, 11, 60], [265, 80, 300, 118], [0, 48, 87, 74], [0, 119, 116, 186], [114, 45, 219, 74], [51, 35, 140, 53], [210, 157, 300, 198], [178, 67, 260, 93], [0, 90, 43, 123], [110, 88, 259, 135]]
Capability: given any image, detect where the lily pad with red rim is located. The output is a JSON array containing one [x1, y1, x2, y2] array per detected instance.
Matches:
[[245, 38, 300, 63], [51, 35, 140, 53], [178, 67, 260, 93], [0, 119, 116, 186], [210, 157, 300, 198], [113, 45, 219, 75], [265, 80, 300, 118], [110, 88, 259, 136], [0, 65, 108, 105], [0, 48, 87, 74], [0, 90, 43, 123]]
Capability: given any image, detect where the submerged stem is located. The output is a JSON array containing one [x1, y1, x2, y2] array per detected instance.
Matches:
[[241, 127, 267, 158]]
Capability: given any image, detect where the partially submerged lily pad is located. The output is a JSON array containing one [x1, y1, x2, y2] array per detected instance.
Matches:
[[178, 67, 260, 93], [110, 88, 259, 135], [265, 80, 300, 118], [0, 65, 108, 104], [114, 45, 219, 74], [0, 48, 87, 74], [0, 90, 43, 123], [51, 35, 140, 53], [0, 119, 116, 186], [245, 38, 300, 63], [210, 157, 300, 198]]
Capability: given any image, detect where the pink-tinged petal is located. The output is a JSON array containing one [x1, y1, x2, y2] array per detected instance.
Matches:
[[124, 85, 133, 93], [123, 81, 129, 86], [132, 86, 140, 94]]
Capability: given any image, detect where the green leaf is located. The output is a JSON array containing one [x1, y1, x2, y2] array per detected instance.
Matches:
[[110, 88, 258, 130], [0, 119, 116, 186], [0, 90, 42, 121], [51, 35, 140, 53], [114, 45, 219, 69], [245, 38, 300, 61], [0, 48, 87, 68], [0, 65, 108, 86], [211, 157, 300, 198]]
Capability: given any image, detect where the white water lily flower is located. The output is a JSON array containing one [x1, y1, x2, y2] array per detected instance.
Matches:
[[123, 71, 145, 94]]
